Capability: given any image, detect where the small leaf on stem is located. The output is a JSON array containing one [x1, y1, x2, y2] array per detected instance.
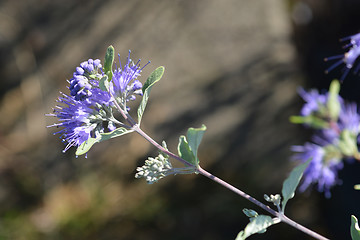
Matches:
[[327, 79, 341, 121], [137, 66, 164, 125], [104, 45, 115, 81], [76, 137, 99, 156], [289, 115, 329, 129], [76, 127, 133, 156], [235, 215, 277, 240], [186, 124, 206, 165], [242, 208, 258, 218], [351, 215, 360, 240], [177, 135, 197, 166], [99, 75, 110, 92], [281, 159, 311, 212]]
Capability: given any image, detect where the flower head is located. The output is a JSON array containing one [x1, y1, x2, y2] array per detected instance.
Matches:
[[69, 59, 103, 101], [48, 47, 150, 156], [291, 142, 343, 198], [291, 83, 360, 197], [110, 51, 149, 109], [47, 92, 115, 154], [135, 153, 173, 184], [338, 102, 360, 136], [325, 33, 360, 81], [297, 87, 327, 117]]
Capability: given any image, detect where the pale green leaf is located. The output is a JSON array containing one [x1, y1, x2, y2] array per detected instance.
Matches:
[[281, 159, 311, 212], [186, 124, 206, 165], [137, 66, 164, 125], [98, 127, 133, 142], [242, 208, 258, 218], [351, 215, 360, 240], [104, 45, 115, 81], [99, 75, 110, 92], [76, 127, 133, 156], [177, 135, 197, 166], [327, 79, 341, 121], [355, 185, 360, 190], [76, 137, 99, 156], [289, 115, 328, 129], [338, 129, 358, 156], [235, 215, 276, 240]]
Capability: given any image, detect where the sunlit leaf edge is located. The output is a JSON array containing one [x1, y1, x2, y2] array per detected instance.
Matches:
[[137, 66, 165, 125]]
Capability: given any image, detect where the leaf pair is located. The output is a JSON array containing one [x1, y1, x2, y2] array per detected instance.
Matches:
[[177, 125, 207, 167], [236, 159, 311, 240]]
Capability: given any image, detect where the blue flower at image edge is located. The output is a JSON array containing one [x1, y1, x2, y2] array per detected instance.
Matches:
[[325, 33, 360, 81]]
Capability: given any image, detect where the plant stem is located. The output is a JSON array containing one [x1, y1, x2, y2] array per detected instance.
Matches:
[[132, 123, 329, 239], [111, 97, 193, 167], [112, 99, 329, 240], [133, 124, 193, 168], [198, 167, 329, 240], [197, 166, 278, 216]]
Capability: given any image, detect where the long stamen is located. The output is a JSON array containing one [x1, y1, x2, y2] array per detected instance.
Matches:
[[141, 61, 151, 71], [340, 67, 351, 82], [324, 54, 344, 61], [324, 59, 344, 74]]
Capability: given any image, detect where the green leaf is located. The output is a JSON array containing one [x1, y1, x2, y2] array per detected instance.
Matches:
[[289, 115, 328, 129], [104, 45, 115, 81], [186, 124, 206, 165], [76, 137, 99, 156], [355, 184, 360, 190], [177, 135, 197, 166], [137, 66, 165, 125], [235, 215, 277, 240], [99, 75, 110, 92], [338, 129, 358, 157], [98, 127, 133, 142], [75, 127, 133, 156], [327, 79, 341, 121], [281, 159, 311, 212], [351, 215, 360, 240], [242, 208, 258, 218]]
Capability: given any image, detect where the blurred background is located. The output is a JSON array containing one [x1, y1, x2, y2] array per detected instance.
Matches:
[[0, 0, 360, 239]]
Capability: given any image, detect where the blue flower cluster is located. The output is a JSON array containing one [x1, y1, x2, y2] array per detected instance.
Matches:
[[325, 33, 360, 81], [110, 51, 147, 105], [291, 83, 360, 197], [69, 59, 102, 101], [48, 49, 147, 154]]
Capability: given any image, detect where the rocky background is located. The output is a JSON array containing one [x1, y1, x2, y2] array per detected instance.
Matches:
[[0, 0, 360, 239]]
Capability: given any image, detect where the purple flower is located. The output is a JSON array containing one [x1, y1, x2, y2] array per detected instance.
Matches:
[[291, 84, 360, 197], [110, 51, 149, 109], [338, 102, 360, 136], [47, 92, 114, 154], [291, 142, 343, 198], [297, 87, 327, 117], [69, 59, 103, 101], [48, 48, 150, 155], [325, 33, 360, 81]]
